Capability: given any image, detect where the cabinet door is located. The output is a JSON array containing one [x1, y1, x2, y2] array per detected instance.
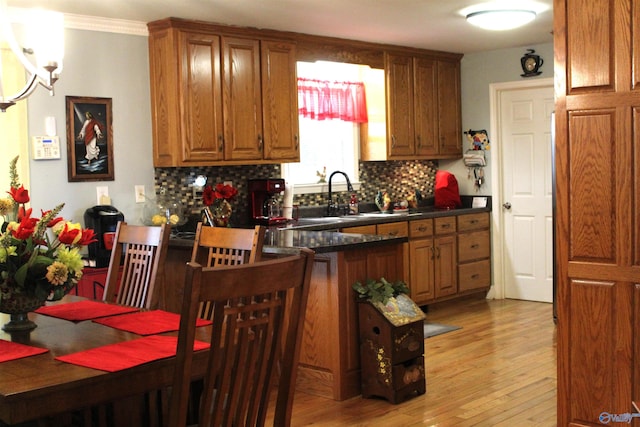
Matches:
[[179, 31, 224, 163], [434, 234, 457, 298], [437, 60, 461, 156], [385, 53, 414, 157], [261, 40, 300, 162], [413, 58, 438, 156], [222, 37, 263, 161], [409, 238, 435, 304]]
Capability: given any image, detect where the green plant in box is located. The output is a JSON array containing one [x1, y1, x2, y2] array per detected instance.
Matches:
[[352, 277, 410, 305]]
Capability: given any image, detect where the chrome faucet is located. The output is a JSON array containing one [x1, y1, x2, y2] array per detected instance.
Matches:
[[327, 170, 354, 216]]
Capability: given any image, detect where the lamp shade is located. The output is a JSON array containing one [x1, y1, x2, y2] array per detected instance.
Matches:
[[466, 9, 536, 31]]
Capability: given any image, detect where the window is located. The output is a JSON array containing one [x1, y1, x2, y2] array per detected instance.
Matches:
[[283, 61, 381, 194]]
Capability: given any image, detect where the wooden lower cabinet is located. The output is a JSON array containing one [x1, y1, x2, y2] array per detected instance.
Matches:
[[296, 243, 405, 401], [344, 212, 491, 306]]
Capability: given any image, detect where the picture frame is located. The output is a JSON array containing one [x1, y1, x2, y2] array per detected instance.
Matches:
[[66, 96, 114, 182]]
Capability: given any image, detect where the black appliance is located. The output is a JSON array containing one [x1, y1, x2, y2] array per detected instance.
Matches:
[[84, 205, 124, 267]]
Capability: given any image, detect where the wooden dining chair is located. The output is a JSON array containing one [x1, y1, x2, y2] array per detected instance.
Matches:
[[102, 221, 171, 309], [190, 222, 266, 267], [190, 223, 266, 320], [168, 248, 315, 427]]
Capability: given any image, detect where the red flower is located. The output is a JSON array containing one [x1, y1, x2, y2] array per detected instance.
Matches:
[[202, 186, 216, 207], [8, 185, 29, 204], [214, 183, 238, 201], [57, 223, 82, 245], [11, 217, 38, 240], [41, 210, 65, 228], [17, 206, 32, 222], [77, 228, 98, 246]]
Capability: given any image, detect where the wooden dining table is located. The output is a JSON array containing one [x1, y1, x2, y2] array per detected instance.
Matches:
[[0, 296, 210, 427]]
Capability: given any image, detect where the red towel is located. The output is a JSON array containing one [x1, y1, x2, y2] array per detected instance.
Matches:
[[35, 300, 140, 322], [55, 335, 209, 372], [93, 310, 212, 335], [0, 339, 49, 363]]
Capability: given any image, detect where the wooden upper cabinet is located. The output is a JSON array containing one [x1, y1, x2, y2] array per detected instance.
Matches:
[[180, 31, 224, 163], [437, 60, 462, 156], [222, 37, 263, 161], [377, 52, 462, 161], [147, 20, 299, 166], [413, 57, 438, 156], [261, 41, 299, 161], [385, 53, 414, 157]]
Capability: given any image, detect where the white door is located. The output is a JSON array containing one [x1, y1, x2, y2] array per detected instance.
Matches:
[[499, 83, 554, 302]]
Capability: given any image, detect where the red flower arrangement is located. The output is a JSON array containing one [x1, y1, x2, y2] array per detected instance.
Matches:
[[0, 156, 97, 304], [201, 183, 237, 227]]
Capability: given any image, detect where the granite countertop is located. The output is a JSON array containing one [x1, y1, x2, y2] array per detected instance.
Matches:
[[170, 228, 407, 254], [169, 196, 491, 254], [280, 205, 491, 232]]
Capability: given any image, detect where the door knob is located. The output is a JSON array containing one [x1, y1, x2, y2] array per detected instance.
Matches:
[[503, 202, 512, 210]]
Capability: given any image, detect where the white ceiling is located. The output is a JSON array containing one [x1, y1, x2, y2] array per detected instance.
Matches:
[[8, 0, 553, 54]]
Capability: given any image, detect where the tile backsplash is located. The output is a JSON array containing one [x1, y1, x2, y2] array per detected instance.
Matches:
[[154, 159, 437, 225]]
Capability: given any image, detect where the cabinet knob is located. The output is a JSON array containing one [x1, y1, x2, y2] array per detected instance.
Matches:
[[294, 135, 299, 150], [416, 135, 421, 147], [258, 134, 263, 150], [391, 135, 396, 148], [418, 226, 427, 232], [218, 134, 223, 151], [430, 246, 435, 260], [471, 244, 479, 249]]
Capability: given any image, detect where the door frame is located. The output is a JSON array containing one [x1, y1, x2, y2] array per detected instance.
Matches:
[[487, 77, 554, 300]]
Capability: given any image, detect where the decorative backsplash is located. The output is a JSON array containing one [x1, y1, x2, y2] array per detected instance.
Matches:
[[154, 159, 437, 225]]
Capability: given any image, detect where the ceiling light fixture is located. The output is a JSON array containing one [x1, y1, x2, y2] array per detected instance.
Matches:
[[0, 0, 64, 112], [466, 9, 536, 31]]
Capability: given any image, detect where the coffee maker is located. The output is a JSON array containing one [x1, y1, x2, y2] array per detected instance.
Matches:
[[84, 205, 125, 267], [248, 178, 287, 226]]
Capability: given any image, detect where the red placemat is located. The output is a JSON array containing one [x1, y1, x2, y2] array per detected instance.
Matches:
[[93, 310, 212, 335], [55, 335, 209, 372], [0, 339, 49, 363], [35, 300, 140, 322]]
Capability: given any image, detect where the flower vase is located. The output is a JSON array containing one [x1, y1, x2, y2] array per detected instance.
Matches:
[[209, 200, 232, 227], [0, 283, 47, 332]]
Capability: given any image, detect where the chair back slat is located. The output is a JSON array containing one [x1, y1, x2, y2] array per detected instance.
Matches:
[[169, 248, 315, 427], [102, 222, 171, 309], [191, 223, 266, 320]]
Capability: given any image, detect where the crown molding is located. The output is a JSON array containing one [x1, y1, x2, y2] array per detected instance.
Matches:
[[63, 13, 148, 36]]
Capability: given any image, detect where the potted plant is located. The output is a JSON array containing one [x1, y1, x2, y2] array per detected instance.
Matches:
[[352, 278, 424, 326]]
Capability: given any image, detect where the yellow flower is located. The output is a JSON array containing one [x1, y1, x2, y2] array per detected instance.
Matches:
[[0, 198, 13, 216], [55, 246, 84, 274], [0, 246, 16, 263], [46, 261, 69, 286]]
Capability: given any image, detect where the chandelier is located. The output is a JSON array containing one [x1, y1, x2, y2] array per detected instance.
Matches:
[[0, 0, 64, 112]]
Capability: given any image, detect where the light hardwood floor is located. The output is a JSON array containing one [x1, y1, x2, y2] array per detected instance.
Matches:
[[286, 296, 557, 426]]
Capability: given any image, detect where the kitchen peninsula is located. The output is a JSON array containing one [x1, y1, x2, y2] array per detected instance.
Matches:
[[165, 228, 406, 401]]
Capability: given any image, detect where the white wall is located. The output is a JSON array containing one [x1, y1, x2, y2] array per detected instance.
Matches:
[[24, 28, 153, 226], [442, 41, 554, 196]]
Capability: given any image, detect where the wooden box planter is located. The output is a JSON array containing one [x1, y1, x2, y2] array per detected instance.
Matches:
[[357, 294, 426, 404]]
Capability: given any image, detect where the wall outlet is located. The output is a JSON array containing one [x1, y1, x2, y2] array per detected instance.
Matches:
[[135, 185, 145, 203], [96, 186, 110, 205]]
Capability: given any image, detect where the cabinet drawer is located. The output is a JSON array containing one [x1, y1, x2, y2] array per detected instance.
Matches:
[[458, 230, 490, 262], [458, 259, 491, 292], [408, 219, 433, 239], [457, 212, 489, 232], [434, 217, 456, 235], [341, 224, 377, 235], [377, 222, 408, 238]]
